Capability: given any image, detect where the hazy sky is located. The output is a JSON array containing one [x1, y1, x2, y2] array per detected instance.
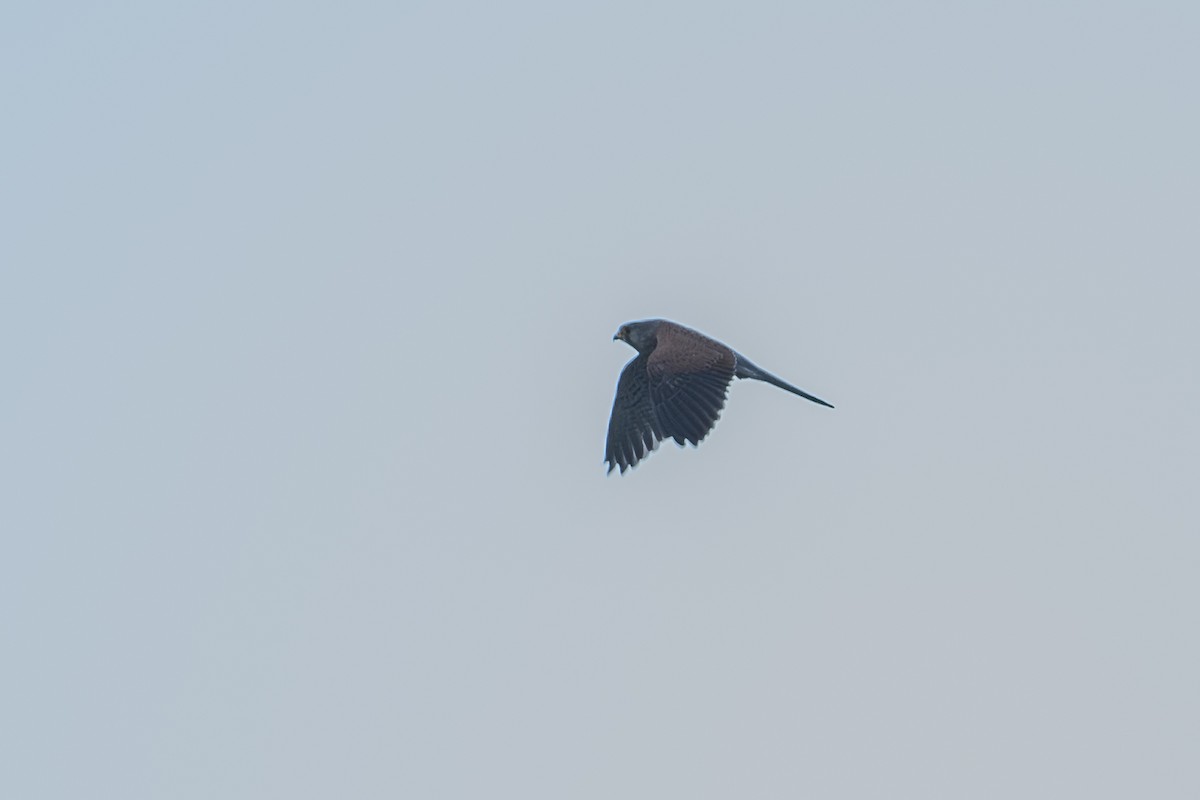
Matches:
[[4, 2, 1198, 798]]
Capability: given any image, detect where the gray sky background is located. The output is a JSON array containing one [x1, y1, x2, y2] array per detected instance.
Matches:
[[4, 2, 1198, 798]]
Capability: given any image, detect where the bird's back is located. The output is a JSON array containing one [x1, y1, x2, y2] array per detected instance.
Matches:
[[649, 320, 734, 373]]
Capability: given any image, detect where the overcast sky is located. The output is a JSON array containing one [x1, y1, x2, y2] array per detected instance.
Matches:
[[4, 2, 1198, 798]]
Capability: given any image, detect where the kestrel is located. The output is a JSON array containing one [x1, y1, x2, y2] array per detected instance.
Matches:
[[605, 319, 832, 474]]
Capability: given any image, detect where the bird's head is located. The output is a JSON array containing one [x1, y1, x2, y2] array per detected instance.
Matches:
[[613, 320, 659, 353]]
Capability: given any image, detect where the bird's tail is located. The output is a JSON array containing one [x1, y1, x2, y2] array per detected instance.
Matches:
[[734, 354, 834, 408]]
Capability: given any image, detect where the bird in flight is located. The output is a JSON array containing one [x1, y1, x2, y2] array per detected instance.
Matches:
[[605, 319, 832, 474]]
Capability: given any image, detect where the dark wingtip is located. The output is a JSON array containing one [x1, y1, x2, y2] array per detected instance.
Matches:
[[606, 458, 631, 475]]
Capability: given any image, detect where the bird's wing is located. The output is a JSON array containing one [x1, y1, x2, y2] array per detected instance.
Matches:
[[605, 355, 665, 474], [646, 327, 735, 447]]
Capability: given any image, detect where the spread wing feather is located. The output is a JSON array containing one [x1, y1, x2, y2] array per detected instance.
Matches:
[[604, 355, 663, 474], [647, 324, 735, 449]]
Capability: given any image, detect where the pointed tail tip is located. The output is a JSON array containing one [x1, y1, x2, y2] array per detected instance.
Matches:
[[790, 387, 834, 409]]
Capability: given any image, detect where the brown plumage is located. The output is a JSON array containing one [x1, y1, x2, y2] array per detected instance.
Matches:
[[605, 319, 833, 474]]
